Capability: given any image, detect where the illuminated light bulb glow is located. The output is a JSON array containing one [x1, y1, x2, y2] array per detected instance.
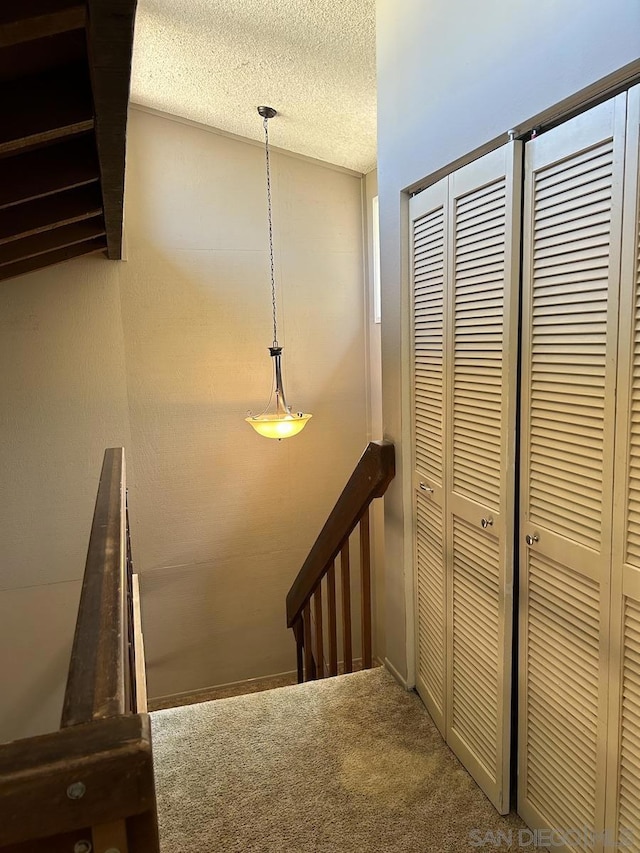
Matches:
[[246, 345, 311, 440], [245, 412, 312, 440]]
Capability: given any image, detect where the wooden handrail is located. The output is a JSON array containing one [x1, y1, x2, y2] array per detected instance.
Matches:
[[0, 448, 159, 853], [62, 447, 132, 726], [286, 441, 394, 682], [0, 716, 157, 849], [286, 440, 395, 629]]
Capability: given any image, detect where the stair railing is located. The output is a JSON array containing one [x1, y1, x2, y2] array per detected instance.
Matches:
[[0, 448, 159, 853], [286, 440, 395, 682]]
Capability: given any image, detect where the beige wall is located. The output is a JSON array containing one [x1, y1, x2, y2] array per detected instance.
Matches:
[[363, 169, 385, 660], [376, 0, 640, 683], [0, 108, 369, 740], [0, 261, 132, 742]]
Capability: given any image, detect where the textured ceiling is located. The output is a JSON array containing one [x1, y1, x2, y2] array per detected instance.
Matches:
[[130, 0, 377, 173]]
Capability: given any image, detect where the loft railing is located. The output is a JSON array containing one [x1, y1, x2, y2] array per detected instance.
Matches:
[[63, 448, 138, 725], [286, 440, 395, 682], [0, 448, 159, 853]]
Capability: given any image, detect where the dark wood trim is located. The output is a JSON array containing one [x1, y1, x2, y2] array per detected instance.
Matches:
[[2, 828, 92, 852], [0, 118, 95, 156], [0, 64, 94, 156], [0, 3, 85, 48], [341, 542, 352, 674], [86, 0, 138, 259], [0, 217, 105, 266], [327, 561, 338, 676], [286, 441, 395, 627], [0, 449, 158, 852], [303, 602, 313, 681], [0, 714, 155, 847], [62, 448, 128, 728], [0, 136, 99, 211], [125, 809, 161, 853], [293, 618, 304, 683], [0, 0, 84, 25], [360, 508, 372, 669], [313, 586, 324, 678], [0, 238, 106, 282], [0, 0, 137, 276], [0, 184, 103, 245]]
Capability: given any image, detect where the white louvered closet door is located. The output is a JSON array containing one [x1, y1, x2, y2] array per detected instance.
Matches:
[[445, 144, 521, 814], [411, 143, 521, 814], [607, 84, 640, 852], [519, 94, 627, 851], [411, 176, 448, 735]]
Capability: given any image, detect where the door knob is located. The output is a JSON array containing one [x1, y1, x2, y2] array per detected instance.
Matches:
[[419, 482, 433, 493], [525, 533, 539, 546], [481, 517, 493, 528]]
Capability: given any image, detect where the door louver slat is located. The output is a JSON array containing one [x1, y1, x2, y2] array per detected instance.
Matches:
[[451, 516, 499, 777], [452, 178, 506, 512], [528, 140, 614, 552], [626, 225, 640, 567], [416, 497, 445, 714], [618, 599, 640, 846], [612, 99, 640, 846], [525, 553, 599, 843], [413, 206, 445, 485]]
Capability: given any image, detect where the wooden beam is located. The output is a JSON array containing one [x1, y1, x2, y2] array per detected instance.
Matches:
[[0, 714, 156, 847], [0, 238, 106, 283], [0, 218, 105, 266], [0, 0, 83, 25], [0, 184, 103, 245], [0, 136, 99, 210], [0, 3, 85, 48], [0, 64, 94, 156], [86, 0, 138, 259]]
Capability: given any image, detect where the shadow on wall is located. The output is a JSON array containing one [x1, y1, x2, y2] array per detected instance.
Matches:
[[0, 645, 74, 744]]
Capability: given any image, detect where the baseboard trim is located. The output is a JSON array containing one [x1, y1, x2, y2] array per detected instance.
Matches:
[[384, 657, 410, 690], [149, 667, 299, 711]]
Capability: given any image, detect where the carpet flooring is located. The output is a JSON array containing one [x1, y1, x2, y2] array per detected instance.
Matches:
[[151, 667, 528, 852]]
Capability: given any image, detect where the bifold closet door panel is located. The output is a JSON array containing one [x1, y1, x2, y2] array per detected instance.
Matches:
[[607, 84, 640, 850], [445, 142, 521, 815], [410, 143, 521, 815], [519, 93, 627, 849], [411, 176, 448, 735]]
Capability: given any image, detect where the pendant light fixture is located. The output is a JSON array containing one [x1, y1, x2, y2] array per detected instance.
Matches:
[[245, 106, 312, 440]]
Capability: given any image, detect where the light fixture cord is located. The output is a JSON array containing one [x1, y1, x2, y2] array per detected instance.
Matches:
[[263, 115, 278, 347]]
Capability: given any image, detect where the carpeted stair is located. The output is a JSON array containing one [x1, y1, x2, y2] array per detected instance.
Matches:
[[151, 667, 527, 852]]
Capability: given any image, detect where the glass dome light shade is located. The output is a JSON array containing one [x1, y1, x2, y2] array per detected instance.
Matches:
[[246, 346, 312, 440], [245, 412, 312, 439]]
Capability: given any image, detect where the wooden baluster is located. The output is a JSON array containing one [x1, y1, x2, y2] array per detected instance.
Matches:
[[125, 492, 137, 713], [303, 601, 314, 681], [314, 585, 324, 678], [93, 820, 129, 853], [360, 506, 372, 669], [293, 617, 304, 683], [341, 541, 352, 673], [327, 561, 338, 676]]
